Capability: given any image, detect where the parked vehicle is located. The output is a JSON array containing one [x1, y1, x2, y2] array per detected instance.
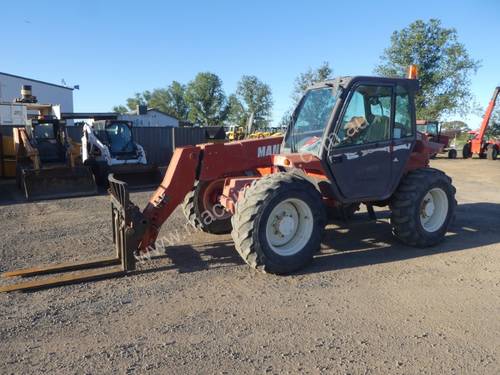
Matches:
[[416, 120, 457, 159], [1, 68, 457, 292], [81, 120, 160, 187], [463, 87, 500, 160]]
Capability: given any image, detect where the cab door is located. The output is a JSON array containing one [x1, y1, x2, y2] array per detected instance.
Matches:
[[390, 84, 416, 190], [326, 83, 394, 200]]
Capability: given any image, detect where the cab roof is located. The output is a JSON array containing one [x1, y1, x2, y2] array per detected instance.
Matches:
[[308, 76, 420, 93]]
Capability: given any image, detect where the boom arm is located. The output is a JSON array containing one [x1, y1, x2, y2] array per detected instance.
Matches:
[[81, 123, 112, 164], [136, 137, 284, 252], [477, 87, 500, 142]]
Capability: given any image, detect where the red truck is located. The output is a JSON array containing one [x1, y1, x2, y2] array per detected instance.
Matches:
[[416, 120, 457, 159]]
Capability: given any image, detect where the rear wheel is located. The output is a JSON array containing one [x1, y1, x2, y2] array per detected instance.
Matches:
[[390, 168, 456, 247], [447, 149, 457, 159], [231, 172, 326, 274], [462, 143, 472, 159], [182, 180, 232, 234], [487, 144, 498, 160]]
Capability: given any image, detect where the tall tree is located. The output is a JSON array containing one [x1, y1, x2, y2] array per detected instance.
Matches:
[[185, 72, 228, 126], [487, 103, 500, 137], [112, 105, 129, 114], [441, 120, 470, 134], [126, 91, 151, 111], [226, 94, 246, 126], [278, 109, 292, 129], [115, 82, 189, 120], [148, 81, 189, 120], [292, 62, 333, 103], [234, 75, 273, 129], [375, 19, 480, 120]]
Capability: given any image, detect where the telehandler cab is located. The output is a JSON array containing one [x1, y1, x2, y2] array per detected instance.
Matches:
[[1, 69, 456, 292]]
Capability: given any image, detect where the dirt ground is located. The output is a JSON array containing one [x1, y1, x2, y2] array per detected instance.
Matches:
[[0, 158, 499, 375]]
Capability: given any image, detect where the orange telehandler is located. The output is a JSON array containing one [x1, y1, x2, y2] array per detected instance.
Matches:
[[462, 86, 500, 160], [1, 68, 455, 292]]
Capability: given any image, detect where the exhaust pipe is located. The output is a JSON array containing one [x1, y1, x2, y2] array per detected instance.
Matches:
[[15, 85, 38, 104]]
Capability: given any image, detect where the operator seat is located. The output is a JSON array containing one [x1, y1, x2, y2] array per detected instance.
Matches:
[[364, 115, 390, 142]]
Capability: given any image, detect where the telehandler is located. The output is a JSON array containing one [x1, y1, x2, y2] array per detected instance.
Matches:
[[0, 67, 456, 292], [462, 86, 500, 160]]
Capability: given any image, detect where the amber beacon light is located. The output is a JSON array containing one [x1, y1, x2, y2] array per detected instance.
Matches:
[[407, 65, 419, 79]]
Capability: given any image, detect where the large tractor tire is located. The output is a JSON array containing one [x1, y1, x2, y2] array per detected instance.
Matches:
[[487, 144, 498, 160], [182, 180, 232, 234], [231, 172, 326, 274], [390, 168, 456, 247], [462, 143, 472, 159]]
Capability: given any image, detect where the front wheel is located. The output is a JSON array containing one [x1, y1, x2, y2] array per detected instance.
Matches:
[[448, 149, 457, 159], [462, 143, 472, 159], [390, 168, 456, 247], [231, 172, 326, 274]]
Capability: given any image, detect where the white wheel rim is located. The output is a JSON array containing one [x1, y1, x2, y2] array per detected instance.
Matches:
[[265, 198, 314, 256], [419, 188, 448, 233]]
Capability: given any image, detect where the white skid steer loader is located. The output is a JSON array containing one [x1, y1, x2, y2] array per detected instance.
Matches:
[[81, 120, 160, 188]]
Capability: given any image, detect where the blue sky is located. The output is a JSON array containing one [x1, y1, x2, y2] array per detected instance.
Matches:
[[2, 0, 499, 127]]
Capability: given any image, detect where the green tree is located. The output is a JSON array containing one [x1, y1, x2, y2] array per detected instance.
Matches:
[[487, 104, 500, 137], [441, 120, 470, 134], [292, 62, 333, 103], [375, 19, 480, 120], [149, 81, 189, 120], [278, 109, 292, 129], [185, 72, 228, 126], [234, 75, 273, 129], [126, 91, 151, 111], [112, 105, 129, 114], [226, 94, 246, 126]]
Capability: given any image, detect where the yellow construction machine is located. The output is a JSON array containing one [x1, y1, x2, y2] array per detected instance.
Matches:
[[11, 88, 96, 200]]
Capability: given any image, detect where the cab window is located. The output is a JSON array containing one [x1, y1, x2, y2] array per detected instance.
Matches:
[[394, 85, 413, 139], [34, 123, 55, 139], [105, 122, 134, 154], [335, 85, 392, 147]]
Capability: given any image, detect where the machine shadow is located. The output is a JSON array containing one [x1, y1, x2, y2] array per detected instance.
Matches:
[[132, 241, 244, 276], [299, 202, 500, 275], [135, 202, 500, 277]]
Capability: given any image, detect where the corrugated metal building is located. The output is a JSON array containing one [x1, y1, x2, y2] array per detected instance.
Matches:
[[0, 72, 74, 113]]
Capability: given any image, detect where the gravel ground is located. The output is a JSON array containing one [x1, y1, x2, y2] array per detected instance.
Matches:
[[0, 158, 499, 375]]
